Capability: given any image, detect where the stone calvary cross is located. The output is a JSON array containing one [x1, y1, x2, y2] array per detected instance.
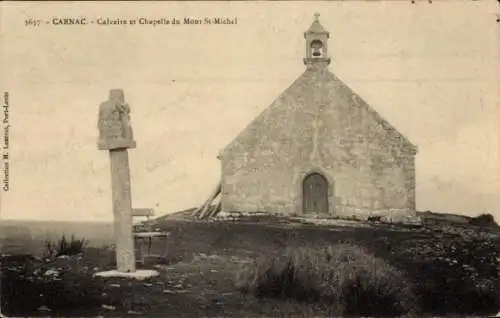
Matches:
[[97, 89, 137, 273]]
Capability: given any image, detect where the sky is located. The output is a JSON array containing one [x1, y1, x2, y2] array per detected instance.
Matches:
[[0, 1, 499, 222]]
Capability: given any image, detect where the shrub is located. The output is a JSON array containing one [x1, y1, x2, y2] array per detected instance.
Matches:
[[235, 243, 418, 316], [469, 214, 498, 228], [44, 234, 88, 258]]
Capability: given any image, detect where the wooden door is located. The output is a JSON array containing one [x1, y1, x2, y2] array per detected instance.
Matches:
[[302, 173, 329, 215]]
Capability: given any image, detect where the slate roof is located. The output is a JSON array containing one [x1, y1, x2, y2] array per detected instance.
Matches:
[[219, 65, 418, 159]]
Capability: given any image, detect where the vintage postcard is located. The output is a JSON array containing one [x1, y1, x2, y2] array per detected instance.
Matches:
[[0, 1, 499, 317]]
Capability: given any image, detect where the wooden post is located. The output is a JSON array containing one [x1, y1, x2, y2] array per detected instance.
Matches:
[[207, 200, 222, 219], [198, 182, 222, 219], [193, 182, 220, 218], [98, 89, 137, 273]]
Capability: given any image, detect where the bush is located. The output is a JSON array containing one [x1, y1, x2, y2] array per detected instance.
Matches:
[[44, 234, 88, 258], [235, 243, 418, 316], [469, 214, 498, 228]]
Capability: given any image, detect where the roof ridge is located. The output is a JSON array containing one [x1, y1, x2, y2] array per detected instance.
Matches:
[[323, 70, 418, 152], [219, 67, 418, 159], [218, 69, 312, 158]]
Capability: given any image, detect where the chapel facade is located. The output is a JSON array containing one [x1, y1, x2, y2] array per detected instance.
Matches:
[[217, 14, 418, 221]]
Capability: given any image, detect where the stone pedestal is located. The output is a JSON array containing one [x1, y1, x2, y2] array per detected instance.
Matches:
[[94, 269, 159, 280]]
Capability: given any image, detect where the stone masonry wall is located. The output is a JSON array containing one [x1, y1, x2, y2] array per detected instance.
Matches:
[[220, 69, 416, 219], [220, 114, 416, 219]]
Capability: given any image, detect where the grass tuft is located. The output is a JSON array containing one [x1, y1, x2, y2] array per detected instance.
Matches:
[[43, 234, 88, 258], [235, 243, 418, 316]]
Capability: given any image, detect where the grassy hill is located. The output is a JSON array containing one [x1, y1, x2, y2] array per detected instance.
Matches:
[[2, 209, 499, 317], [2, 214, 500, 317]]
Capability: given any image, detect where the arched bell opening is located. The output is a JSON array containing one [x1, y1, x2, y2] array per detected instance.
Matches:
[[310, 40, 324, 58]]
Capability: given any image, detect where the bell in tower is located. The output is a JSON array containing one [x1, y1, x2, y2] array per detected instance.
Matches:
[[303, 13, 331, 67], [310, 40, 324, 58]]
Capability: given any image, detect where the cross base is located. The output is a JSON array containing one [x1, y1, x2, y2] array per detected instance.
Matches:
[[93, 269, 160, 280]]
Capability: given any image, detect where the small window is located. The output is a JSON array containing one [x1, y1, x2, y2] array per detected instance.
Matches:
[[310, 40, 324, 58]]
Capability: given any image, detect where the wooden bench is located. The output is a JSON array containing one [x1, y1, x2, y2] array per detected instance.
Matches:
[[132, 208, 170, 263], [132, 208, 155, 222]]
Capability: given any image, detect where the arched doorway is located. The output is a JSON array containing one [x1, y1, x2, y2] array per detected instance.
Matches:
[[302, 172, 329, 215]]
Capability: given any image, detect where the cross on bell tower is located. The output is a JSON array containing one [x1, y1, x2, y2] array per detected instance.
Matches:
[[303, 13, 331, 68]]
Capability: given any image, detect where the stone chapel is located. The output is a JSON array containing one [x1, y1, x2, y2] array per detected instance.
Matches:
[[217, 14, 418, 221]]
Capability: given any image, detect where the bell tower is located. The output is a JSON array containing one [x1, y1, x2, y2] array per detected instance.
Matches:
[[303, 13, 331, 68]]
